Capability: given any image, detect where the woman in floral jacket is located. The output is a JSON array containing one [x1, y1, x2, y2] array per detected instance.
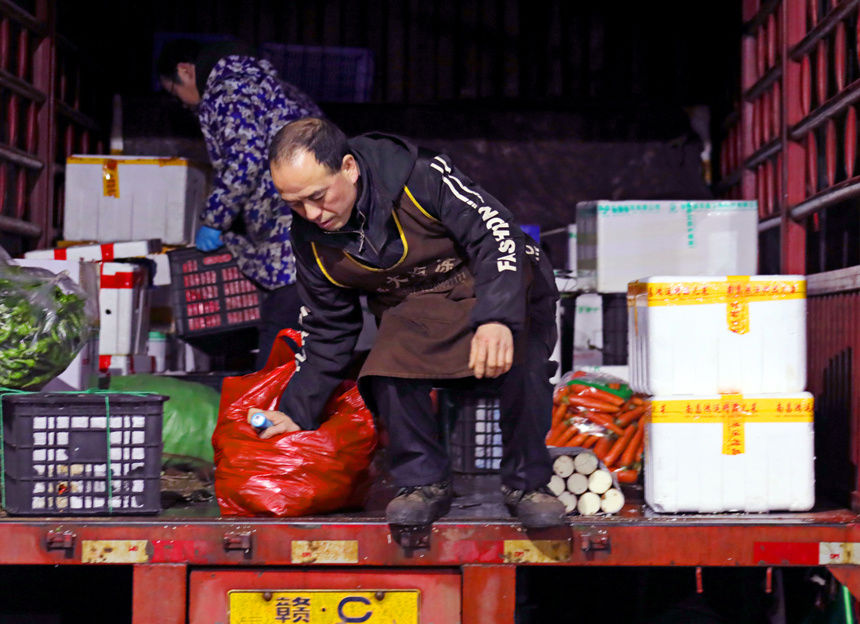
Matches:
[[158, 39, 323, 366]]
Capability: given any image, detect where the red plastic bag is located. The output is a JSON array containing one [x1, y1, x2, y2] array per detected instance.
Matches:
[[212, 329, 378, 516]]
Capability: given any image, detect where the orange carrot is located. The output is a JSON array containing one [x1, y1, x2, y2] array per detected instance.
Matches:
[[545, 423, 569, 446], [551, 403, 567, 429], [612, 468, 639, 484], [592, 435, 613, 461], [635, 438, 644, 462], [621, 422, 645, 467], [604, 424, 636, 467], [568, 432, 589, 447], [567, 395, 622, 413], [630, 396, 644, 406], [555, 426, 580, 447], [616, 404, 647, 428], [568, 384, 626, 407], [545, 420, 565, 445], [582, 435, 599, 449], [580, 411, 625, 436]]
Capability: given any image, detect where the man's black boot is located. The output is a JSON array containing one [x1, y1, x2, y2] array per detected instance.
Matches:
[[502, 485, 567, 529], [386, 481, 453, 525]]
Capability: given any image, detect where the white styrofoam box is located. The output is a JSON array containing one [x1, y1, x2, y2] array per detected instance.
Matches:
[[63, 156, 208, 245], [566, 292, 603, 369], [550, 274, 580, 383], [554, 273, 578, 294], [146, 332, 169, 372], [146, 252, 171, 286], [175, 338, 211, 372], [576, 200, 758, 293], [99, 262, 150, 355], [98, 354, 155, 375], [43, 337, 99, 391], [24, 239, 161, 262], [645, 393, 814, 512], [574, 293, 602, 351], [572, 348, 603, 368], [11, 259, 100, 391], [566, 224, 577, 272], [629, 276, 806, 395]]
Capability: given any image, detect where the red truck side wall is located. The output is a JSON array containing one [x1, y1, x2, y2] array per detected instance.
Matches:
[[0, 0, 101, 254]]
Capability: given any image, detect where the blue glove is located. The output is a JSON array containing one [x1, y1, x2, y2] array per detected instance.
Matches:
[[195, 225, 223, 251]]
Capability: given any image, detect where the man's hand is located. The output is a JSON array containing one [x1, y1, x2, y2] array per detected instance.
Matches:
[[196, 225, 224, 251], [246, 407, 301, 439], [469, 322, 514, 379]]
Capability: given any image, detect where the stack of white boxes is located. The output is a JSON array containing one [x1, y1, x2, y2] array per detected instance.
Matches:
[[96, 262, 155, 376], [56, 154, 209, 376], [628, 275, 814, 512], [570, 200, 759, 376], [22, 240, 160, 379]]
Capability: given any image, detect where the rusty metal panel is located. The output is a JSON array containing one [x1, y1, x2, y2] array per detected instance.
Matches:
[[291, 540, 360, 564], [82, 540, 151, 564], [188, 568, 461, 624]]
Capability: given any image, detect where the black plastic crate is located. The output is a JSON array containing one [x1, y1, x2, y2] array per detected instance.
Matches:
[[443, 391, 503, 474], [1, 393, 166, 515], [167, 248, 261, 338], [601, 293, 629, 365]]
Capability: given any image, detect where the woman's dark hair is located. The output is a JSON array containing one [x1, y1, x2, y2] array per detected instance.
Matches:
[[156, 39, 201, 82], [269, 118, 349, 173]]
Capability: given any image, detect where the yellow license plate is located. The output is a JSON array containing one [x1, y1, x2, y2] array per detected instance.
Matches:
[[228, 589, 420, 624]]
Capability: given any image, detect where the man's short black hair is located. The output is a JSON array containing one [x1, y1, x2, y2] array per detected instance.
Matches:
[[269, 118, 349, 173], [156, 39, 200, 83]]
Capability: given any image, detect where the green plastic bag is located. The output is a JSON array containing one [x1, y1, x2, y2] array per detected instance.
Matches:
[[109, 374, 219, 463]]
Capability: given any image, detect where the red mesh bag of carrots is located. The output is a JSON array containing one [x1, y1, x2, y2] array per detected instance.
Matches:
[[545, 371, 646, 485]]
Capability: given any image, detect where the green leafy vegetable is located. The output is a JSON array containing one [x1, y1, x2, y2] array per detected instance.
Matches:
[[0, 264, 95, 389]]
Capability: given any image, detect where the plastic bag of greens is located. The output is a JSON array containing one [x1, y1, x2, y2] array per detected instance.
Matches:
[[0, 255, 97, 390]]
